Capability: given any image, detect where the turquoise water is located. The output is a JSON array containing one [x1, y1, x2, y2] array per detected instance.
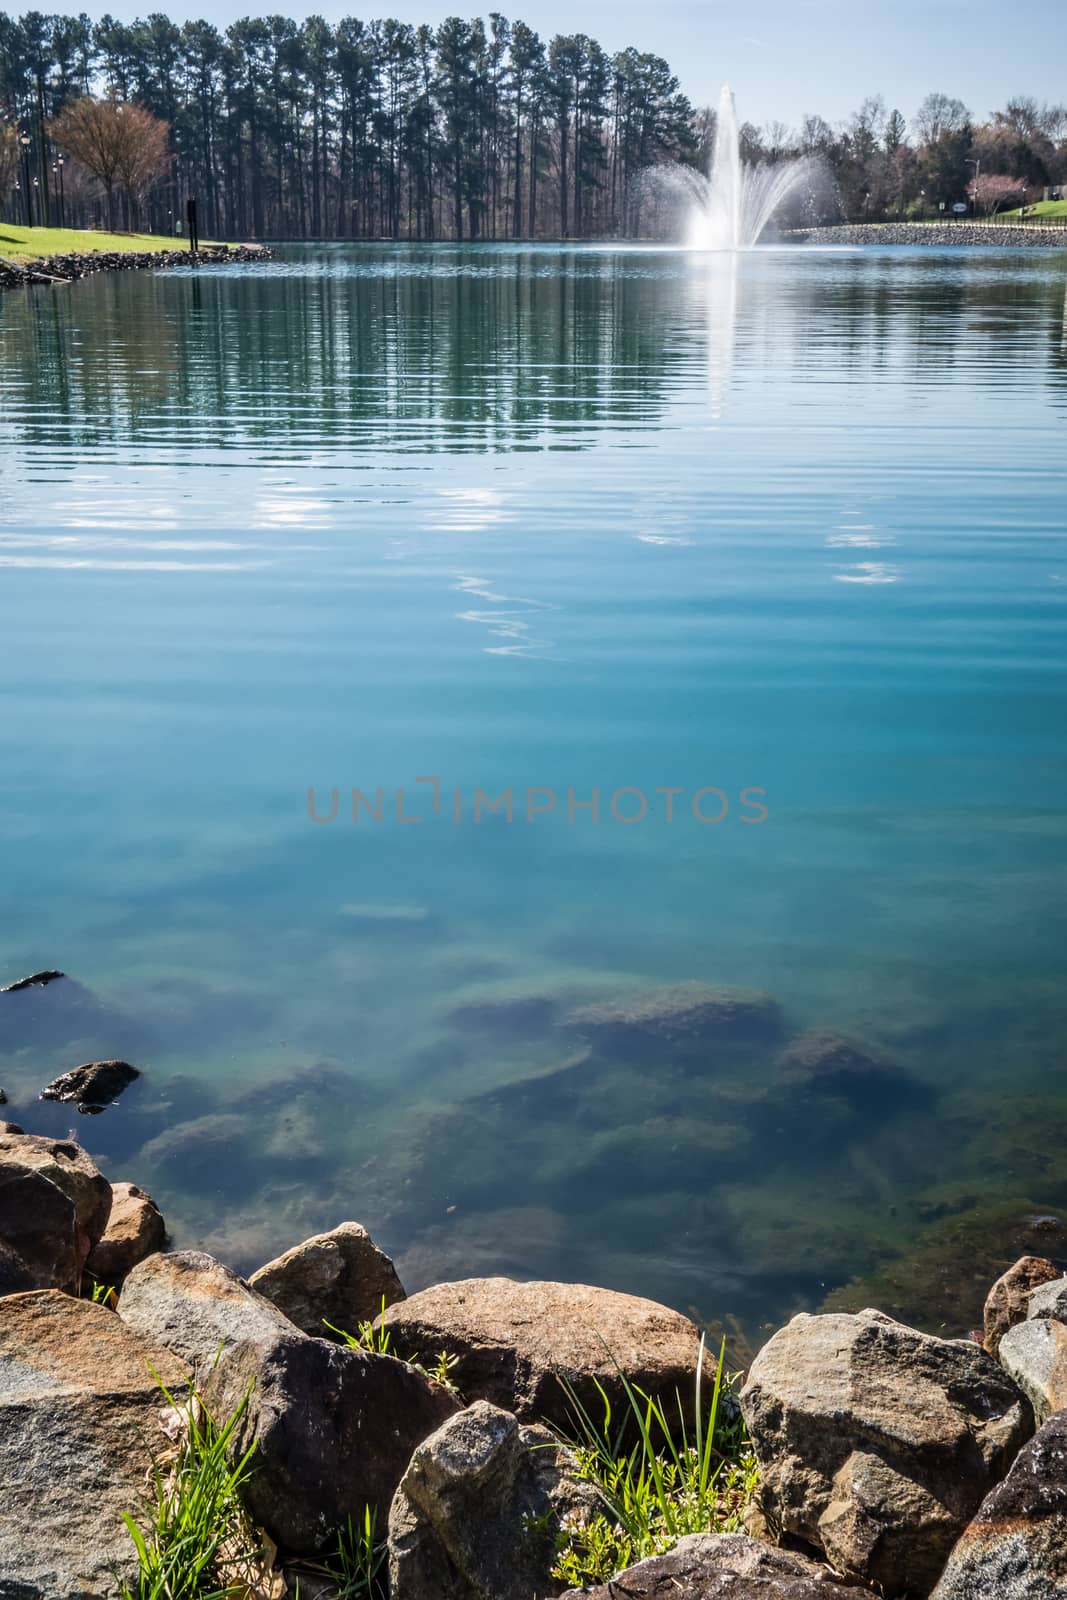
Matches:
[[2, 242, 1067, 1338]]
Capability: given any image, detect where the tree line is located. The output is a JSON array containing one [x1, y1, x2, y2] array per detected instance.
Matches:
[[1, 11, 1065, 241]]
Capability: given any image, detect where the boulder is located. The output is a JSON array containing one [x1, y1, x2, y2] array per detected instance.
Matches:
[[558, 1532, 876, 1598], [249, 1221, 405, 1338], [0, 1130, 112, 1287], [0, 1238, 36, 1295], [932, 1408, 1067, 1598], [740, 1309, 1032, 1595], [85, 1181, 165, 1286], [984, 1257, 1060, 1355], [378, 1277, 707, 1432], [389, 1399, 596, 1600], [0, 1288, 189, 1597], [204, 1331, 460, 1555], [41, 1058, 140, 1112], [119, 1248, 298, 1369], [775, 1030, 919, 1106], [0, 1162, 81, 1293], [563, 983, 779, 1055], [999, 1317, 1067, 1422], [1026, 1276, 1067, 1323]]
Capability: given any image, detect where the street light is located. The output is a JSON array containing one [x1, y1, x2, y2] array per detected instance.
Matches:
[[52, 155, 65, 228], [19, 129, 32, 227]]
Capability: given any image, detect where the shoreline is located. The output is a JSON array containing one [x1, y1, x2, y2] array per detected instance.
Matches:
[[0, 241, 271, 291], [790, 221, 1067, 247], [1, 1111, 1065, 1598]]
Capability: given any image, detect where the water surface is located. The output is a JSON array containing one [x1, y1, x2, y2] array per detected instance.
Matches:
[[2, 241, 1067, 1339]]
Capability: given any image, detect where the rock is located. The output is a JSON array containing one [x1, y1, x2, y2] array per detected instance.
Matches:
[[998, 1317, 1067, 1422], [932, 1408, 1067, 1598], [204, 1330, 460, 1555], [775, 1030, 918, 1105], [822, 1202, 1067, 1338], [41, 1058, 140, 1112], [0, 1130, 112, 1286], [1026, 1275, 1067, 1323], [0, 973, 129, 1052], [0, 969, 65, 992], [564, 983, 779, 1054], [119, 1248, 298, 1369], [249, 1221, 405, 1338], [389, 1399, 597, 1600], [558, 1532, 876, 1598], [0, 1288, 189, 1597], [0, 1122, 23, 1135], [379, 1277, 708, 1432], [0, 1162, 81, 1293], [740, 1309, 1032, 1595], [0, 1238, 36, 1294], [445, 994, 560, 1034], [139, 1112, 248, 1178], [984, 1257, 1061, 1355], [85, 1181, 165, 1286]]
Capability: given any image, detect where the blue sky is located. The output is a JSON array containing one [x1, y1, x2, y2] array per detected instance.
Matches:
[[49, 0, 1067, 129]]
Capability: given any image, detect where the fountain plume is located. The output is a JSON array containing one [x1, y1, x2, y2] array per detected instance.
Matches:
[[643, 85, 820, 249]]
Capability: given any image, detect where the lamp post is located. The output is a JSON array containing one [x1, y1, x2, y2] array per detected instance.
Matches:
[[966, 157, 980, 220], [53, 155, 65, 228], [19, 129, 32, 227]]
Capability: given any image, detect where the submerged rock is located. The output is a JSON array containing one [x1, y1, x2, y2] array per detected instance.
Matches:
[[379, 1276, 708, 1432], [564, 983, 779, 1055], [389, 1400, 596, 1600], [0, 972, 132, 1053], [444, 993, 560, 1034], [139, 1112, 248, 1179], [85, 1181, 165, 1286], [249, 1220, 405, 1338], [775, 1029, 920, 1105], [933, 1408, 1067, 1598], [204, 1331, 460, 1555], [0, 1289, 189, 1598], [119, 1248, 297, 1369], [0, 969, 65, 992], [984, 1256, 1061, 1355], [558, 1532, 875, 1598], [41, 1057, 140, 1112], [822, 1202, 1067, 1337], [0, 1129, 111, 1290], [740, 1308, 1032, 1595], [998, 1316, 1067, 1422]]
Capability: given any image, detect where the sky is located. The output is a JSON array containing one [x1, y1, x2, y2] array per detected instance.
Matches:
[[44, 0, 1067, 130]]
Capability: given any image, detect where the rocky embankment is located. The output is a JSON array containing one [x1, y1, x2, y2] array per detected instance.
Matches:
[[2, 1107, 1067, 1598], [0, 242, 269, 291], [791, 222, 1067, 247]]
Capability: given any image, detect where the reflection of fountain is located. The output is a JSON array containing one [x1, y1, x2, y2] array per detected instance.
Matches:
[[646, 85, 818, 250]]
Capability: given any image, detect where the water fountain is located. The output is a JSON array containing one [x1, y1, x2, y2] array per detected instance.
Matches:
[[646, 85, 819, 250]]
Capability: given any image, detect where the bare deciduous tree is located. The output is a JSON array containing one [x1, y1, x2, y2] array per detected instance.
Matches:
[[49, 96, 169, 230], [914, 92, 971, 145]]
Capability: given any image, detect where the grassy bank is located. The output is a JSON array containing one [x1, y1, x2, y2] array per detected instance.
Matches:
[[0, 223, 223, 264]]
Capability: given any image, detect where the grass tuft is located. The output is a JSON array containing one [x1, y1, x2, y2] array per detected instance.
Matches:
[[118, 1368, 262, 1600], [549, 1335, 758, 1588]]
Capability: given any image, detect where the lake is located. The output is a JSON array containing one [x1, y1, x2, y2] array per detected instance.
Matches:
[[2, 240, 1067, 1344]]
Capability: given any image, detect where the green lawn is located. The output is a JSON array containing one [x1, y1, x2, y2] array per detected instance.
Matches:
[[0, 222, 219, 264], [998, 199, 1067, 219]]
